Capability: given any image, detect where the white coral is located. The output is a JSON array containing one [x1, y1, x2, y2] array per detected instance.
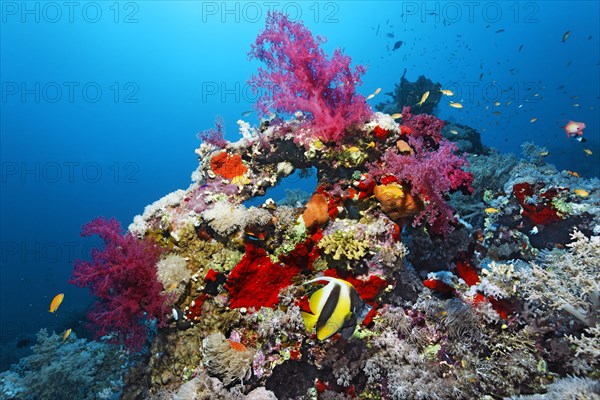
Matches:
[[363, 112, 400, 133], [202, 201, 248, 235], [128, 189, 186, 236], [156, 254, 190, 292], [519, 229, 600, 326]]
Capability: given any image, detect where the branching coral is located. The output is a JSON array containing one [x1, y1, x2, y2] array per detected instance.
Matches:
[[519, 229, 599, 327], [318, 229, 369, 261], [248, 11, 372, 145], [566, 324, 600, 374], [0, 329, 124, 400], [509, 376, 600, 399], [69, 217, 171, 352], [363, 329, 468, 400]]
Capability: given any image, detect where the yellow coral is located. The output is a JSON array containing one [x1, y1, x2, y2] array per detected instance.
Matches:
[[318, 230, 369, 261]]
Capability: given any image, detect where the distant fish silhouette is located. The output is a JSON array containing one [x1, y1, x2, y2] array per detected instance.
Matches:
[[562, 30, 571, 43], [392, 40, 403, 51]]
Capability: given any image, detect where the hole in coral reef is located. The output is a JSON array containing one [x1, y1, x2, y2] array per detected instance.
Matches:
[[244, 167, 318, 208]]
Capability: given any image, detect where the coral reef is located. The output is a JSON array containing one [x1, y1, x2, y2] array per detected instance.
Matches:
[[43, 10, 600, 400], [0, 329, 125, 400]]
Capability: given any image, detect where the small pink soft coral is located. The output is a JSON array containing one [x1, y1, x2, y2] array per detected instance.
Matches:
[[369, 108, 473, 235], [248, 11, 372, 145], [69, 217, 170, 352], [198, 116, 228, 149]]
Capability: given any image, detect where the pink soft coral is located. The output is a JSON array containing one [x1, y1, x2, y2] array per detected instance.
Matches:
[[369, 108, 473, 235], [69, 217, 170, 352], [198, 116, 228, 149], [248, 12, 372, 145]]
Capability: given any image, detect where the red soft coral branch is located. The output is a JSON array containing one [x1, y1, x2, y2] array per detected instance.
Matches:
[[248, 12, 372, 145], [69, 217, 170, 352]]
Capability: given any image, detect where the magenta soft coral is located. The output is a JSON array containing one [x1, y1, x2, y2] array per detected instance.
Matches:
[[69, 217, 170, 352], [248, 12, 372, 145], [369, 108, 473, 235], [198, 116, 228, 149]]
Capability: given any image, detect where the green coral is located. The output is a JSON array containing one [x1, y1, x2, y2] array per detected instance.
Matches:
[[146, 227, 177, 250], [273, 217, 308, 259], [551, 195, 573, 217], [207, 248, 244, 274], [319, 229, 369, 261]]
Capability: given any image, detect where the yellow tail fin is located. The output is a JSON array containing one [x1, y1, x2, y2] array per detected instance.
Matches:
[[301, 311, 318, 333]]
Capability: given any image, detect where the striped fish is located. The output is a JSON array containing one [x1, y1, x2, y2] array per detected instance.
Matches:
[[301, 277, 371, 340]]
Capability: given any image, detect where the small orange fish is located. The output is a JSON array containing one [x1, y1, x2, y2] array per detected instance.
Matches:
[[49, 293, 64, 313], [449, 102, 463, 109], [416, 91, 430, 107], [440, 89, 454, 96], [573, 189, 589, 198], [62, 328, 72, 341], [584, 149, 592, 156], [567, 170, 580, 178]]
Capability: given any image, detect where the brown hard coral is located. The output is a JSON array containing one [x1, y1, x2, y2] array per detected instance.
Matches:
[[374, 182, 424, 222], [302, 193, 330, 230]]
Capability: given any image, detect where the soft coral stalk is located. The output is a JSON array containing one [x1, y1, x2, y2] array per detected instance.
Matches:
[[69, 217, 170, 352], [248, 11, 372, 145]]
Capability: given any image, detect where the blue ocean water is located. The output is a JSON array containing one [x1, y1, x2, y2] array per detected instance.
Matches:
[[0, 1, 598, 369]]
